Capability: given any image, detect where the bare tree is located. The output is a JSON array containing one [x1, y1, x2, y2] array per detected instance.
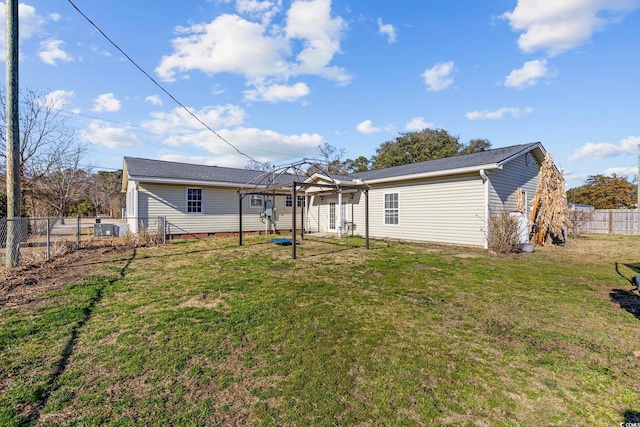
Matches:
[[32, 144, 90, 223], [0, 87, 85, 215], [89, 170, 124, 217]]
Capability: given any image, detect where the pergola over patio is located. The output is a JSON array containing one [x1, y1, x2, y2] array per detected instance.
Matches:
[[236, 162, 370, 259]]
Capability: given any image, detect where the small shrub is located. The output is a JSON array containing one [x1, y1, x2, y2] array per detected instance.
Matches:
[[567, 210, 594, 238], [488, 211, 522, 253]]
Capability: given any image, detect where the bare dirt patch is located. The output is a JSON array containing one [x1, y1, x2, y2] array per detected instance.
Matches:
[[0, 244, 135, 312]]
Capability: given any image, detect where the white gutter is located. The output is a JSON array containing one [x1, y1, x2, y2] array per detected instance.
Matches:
[[479, 169, 489, 249], [363, 163, 501, 185], [127, 176, 278, 189]]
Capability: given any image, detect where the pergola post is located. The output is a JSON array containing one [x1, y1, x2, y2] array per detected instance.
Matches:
[[238, 193, 243, 246], [365, 189, 369, 250], [292, 184, 297, 259]]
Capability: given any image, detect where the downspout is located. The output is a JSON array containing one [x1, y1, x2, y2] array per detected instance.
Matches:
[[479, 169, 489, 249]]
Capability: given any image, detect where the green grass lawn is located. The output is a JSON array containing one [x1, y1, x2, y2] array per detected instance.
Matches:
[[2, 234, 640, 426]]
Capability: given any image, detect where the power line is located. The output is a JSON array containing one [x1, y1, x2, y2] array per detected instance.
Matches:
[[66, 0, 264, 167]]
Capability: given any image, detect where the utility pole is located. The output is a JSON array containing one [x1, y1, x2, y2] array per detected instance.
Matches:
[[637, 144, 639, 209], [5, 0, 20, 267]]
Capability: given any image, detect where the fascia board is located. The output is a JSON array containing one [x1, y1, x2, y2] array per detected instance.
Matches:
[[128, 175, 266, 189], [362, 164, 501, 185]]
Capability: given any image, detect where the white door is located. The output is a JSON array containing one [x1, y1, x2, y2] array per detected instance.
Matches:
[[328, 202, 336, 231]]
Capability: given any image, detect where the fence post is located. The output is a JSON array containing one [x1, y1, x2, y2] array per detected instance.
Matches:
[[46, 217, 51, 262], [163, 216, 167, 244], [608, 210, 613, 235], [76, 216, 81, 250]]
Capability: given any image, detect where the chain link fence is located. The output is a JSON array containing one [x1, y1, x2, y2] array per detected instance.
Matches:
[[0, 216, 166, 267]]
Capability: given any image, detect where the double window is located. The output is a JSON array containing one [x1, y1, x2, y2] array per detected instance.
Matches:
[[285, 195, 305, 208], [384, 193, 399, 225], [187, 188, 203, 214]]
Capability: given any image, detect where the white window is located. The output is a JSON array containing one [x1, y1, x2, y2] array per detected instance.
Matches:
[[384, 193, 399, 225], [286, 195, 305, 208], [250, 195, 263, 208], [186, 188, 203, 214]]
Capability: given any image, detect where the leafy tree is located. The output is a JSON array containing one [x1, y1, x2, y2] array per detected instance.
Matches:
[[344, 156, 371, 173], [371, 128, 491, 169], [567, 174, 637, 209], [70, 199, 96, 217]]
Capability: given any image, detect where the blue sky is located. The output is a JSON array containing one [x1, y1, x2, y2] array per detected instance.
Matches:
[[2, 0, 639, 188]]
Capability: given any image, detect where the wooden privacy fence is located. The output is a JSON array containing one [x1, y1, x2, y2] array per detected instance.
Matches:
[[581, 209, 640, 235]]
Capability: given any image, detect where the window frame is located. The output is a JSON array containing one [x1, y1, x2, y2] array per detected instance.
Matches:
[[383, 192, 399, 225], [285, 195, 305, 208], [186, 187, 204, 215], [249, 194, 264, 209]]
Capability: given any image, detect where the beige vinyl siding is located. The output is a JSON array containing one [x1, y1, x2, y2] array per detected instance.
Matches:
[[137, 183, 295, 234], [316, 174, 485, 246], [488, 153, 540, 216]]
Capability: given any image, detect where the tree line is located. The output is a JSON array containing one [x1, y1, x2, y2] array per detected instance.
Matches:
[[0, 88, 124, 218], [3, 88, 635, 218]]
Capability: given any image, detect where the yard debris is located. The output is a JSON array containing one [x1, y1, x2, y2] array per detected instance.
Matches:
[[529, 153, 571, 246]]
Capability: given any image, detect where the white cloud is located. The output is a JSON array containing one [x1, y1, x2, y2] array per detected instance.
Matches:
[[235, 0, 282, 24], [156, 14, 289, 82], [356, 120, 394, 135], [465, 107, 533, 120], [156, 0, 350, 92], [604, 166, 637, 180], [0, 3, 45, 43], [285, 0, 349, 83], [145, 95, 163, 106], [41, 90, 74, 110], [569, 136, 640, 161], [90, 45, 112, 57], [49, 13, 61, 22], [405, 117, 434, 131], [157, 127, 325, 168], [243, 82, 310, 102], [422, 61, 454, 92], [79, 120, 141, 149], [38, 39, 73, 66], [91, 93, 122, 113], [504, 59, 553, 88], [141, 104, 246, 135], [502, 0, 639, 56], [377, 18, 397, 43], [356, 120, 378, 134]]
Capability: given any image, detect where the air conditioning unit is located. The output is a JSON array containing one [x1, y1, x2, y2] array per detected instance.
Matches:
[[94, 223, 119, 238]]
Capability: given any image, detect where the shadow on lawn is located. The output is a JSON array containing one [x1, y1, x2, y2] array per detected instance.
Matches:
[[612, 262, 640, 320], [21, 248, 138, 426], [624, 410, 640, 423]]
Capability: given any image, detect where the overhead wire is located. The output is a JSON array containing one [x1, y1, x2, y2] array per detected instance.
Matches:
[[66, 0, 265, 167]]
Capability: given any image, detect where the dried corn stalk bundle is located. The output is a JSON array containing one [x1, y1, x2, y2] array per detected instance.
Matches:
[[529, 153, 571, 246], [516, 187, 524, 213]]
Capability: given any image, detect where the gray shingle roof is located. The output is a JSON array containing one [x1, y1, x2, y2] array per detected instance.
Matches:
[[351, 142, 541, 181], [124, 157, 296, 186], [124, 142, 542, 186]]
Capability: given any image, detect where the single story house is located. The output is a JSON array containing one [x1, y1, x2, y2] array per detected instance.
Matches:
[[122, 142, 548, 248]]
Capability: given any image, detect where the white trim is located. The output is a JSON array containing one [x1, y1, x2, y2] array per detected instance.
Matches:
[[480, 169, 489, 249], [186, 187, 204, 215], [383, 192, 399, 226], [249, 194, 264, 209], [364, 164, 501, 185], [127, 175, 277, 189]]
